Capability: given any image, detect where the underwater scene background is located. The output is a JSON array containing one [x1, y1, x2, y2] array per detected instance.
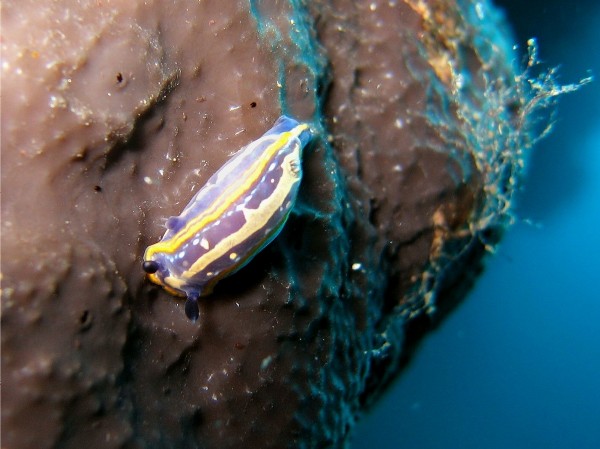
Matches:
[[352, 0, 600, 447], [2, 0, 597, 447]]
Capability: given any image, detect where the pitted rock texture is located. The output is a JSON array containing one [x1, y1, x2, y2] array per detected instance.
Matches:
[[2, 0, 539, 448]]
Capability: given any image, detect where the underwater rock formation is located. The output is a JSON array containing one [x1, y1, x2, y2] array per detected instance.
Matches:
[[1, 0, 557, 447]]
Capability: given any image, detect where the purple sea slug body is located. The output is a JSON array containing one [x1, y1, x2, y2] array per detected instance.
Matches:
[[142, 116, 312, 321]]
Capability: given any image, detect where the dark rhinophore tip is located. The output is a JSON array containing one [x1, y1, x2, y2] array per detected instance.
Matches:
[[185, 296, 200, 322], [142, 260, 160, 274]]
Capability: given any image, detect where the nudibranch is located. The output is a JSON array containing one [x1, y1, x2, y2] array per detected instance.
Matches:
[[142, 116, 312, 321]]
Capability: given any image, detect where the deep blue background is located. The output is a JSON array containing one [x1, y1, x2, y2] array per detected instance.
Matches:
[[352, 0, 600, 447]]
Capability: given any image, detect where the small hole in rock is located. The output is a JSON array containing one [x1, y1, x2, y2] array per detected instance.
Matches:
[[79, 310, 92, 329]]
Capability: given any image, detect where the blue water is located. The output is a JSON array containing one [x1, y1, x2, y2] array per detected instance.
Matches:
[[352, 1, 600, 447]]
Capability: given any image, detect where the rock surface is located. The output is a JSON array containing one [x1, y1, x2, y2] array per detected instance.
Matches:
[[1, 0, 545, 448]]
